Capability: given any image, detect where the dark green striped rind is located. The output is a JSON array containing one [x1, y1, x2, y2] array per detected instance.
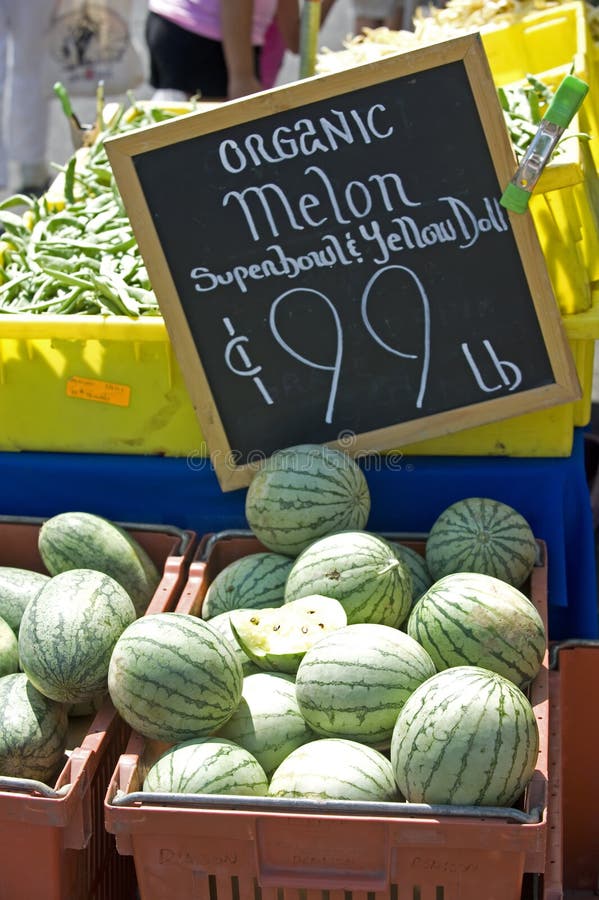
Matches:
[[386, 542, 433, 605], [0, 673, 68, 783], [202, 552, 293, 619], [143, 737, 268, 796], [0, 617, 19, 677], [425, 497, 537, 588], [295, 623, 436, 748], [407, 572, 546, 688], [268, 738, 398, 801], [38, 512, 161, 617], [284, 531, 412, 627], [245, 445, 371, 557], [390, 665, 539, 807], [108, 612, 243, 742], [18, 569, 137, 704], [216, 672, 314, 776], [206, 611, 262, 676], [0, 567, 50, 634]]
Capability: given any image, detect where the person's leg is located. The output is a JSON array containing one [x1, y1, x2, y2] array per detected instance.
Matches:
[[6, 0, 53, 193]]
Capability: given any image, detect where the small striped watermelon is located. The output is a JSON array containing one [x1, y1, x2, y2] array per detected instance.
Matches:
[[38, 511, 161, 617], [202, 552, 293, 620], [284, 531, 412, 627], [143, 737, 268, 796], [0, 617, 19, 677], [425, 497, 537, 588], [0, 567, 50, 634], [229, 594, 347, 674], [295, 623, 436, 747], [0, 673, 68, 783], [216, 672, 314, 777], [18, 569, 137, 704], [207, 611, 262, 676], [268, 738, 398, 801], [108, 612, 243, 742], [407, 572, 546, 688], [245, 444, 371, 557], [390, 665, 539, 807]]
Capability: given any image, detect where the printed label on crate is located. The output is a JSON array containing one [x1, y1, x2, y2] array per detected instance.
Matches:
[[66, 376, 131, 407]]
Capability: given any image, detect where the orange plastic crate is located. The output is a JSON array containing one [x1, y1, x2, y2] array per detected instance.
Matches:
[[0, 517, 196, 900], [105, 532, 556, 900]]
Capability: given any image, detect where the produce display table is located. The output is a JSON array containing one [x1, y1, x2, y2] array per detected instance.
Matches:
[[0, 426, 595, 641]]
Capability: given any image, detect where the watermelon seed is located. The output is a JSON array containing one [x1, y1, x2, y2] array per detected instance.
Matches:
[[273, 624, 280, 631], [301, 626, 308, 633], [250, 617, 259, 624]]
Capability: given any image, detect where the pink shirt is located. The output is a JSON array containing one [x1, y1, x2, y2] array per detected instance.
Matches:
[[149, 0, 278, 46]]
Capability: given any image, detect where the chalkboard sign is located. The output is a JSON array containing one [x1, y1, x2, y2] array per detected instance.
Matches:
[[106, 34, 580, 491]]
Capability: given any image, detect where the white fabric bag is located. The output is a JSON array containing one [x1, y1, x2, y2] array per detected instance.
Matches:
[[44, 0, 145, 98]]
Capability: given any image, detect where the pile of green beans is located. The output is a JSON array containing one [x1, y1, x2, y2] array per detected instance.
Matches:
[[0, 98, 191, 317]]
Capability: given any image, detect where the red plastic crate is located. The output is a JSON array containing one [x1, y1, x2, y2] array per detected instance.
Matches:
[[105, 532, 557, 900], [0, 516, 196, 900]]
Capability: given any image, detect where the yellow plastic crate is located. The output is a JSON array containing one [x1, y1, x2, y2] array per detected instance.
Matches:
[[0, 291, 597, 459]]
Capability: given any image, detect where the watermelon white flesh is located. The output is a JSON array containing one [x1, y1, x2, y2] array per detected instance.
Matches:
[[390, 665, 539, 807], [284, 531, 412, 627], [0, 673, 68, 783], [201, 552, 293, 620], [18, 568, 137, 704], [425, 497, 537, 588], [143, 737, 268, 796], [207, 611, 262, 676], [108, 612, 243, 743], [295, 623, 436, 747], [268, 738, 398, 801], [216, 672, 314, 776], [245, 444, 371, 557], [407, 572, 546, 688]]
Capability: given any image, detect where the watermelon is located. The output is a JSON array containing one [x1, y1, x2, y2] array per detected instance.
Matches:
[[207, 611, 262, 676], [202, 552, 292, 620], [229, 594, 347, 673], [245, 444, 371, 556], [407, 572, 546, 688], [285, 531, 412, 627], [0, 672, 68, 783], [216, 672, 314, 776], [18, 569, 137, 704], [425, 497, 537, 588], [108, 612, 243, 743], [390, 665, 539, 807], [295, 623, 436, 747], [0, 616, 19, 677], [143, 737, 268, 796], [38, 511, 161, 617], [386, 541, 433, 605], [268, 738, 398, 801], [0, 567, 50, 634]]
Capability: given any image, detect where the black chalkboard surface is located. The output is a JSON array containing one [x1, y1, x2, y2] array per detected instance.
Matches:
[[106, 34, 580, 490]]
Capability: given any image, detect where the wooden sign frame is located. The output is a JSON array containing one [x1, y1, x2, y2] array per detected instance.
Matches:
[[106, 34, 580, 491]]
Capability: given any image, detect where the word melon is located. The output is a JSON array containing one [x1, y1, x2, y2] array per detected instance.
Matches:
[[269, 738, 398, 801], [285, 531, 412, 627], [390, 666, 539, 807], [0, 567, 50, 634], [295, 623, 436, 747], [245, 444, 371, 556], [0, 673, 68, 783], [143, 737, 268, 796], [19, 569, 137, 704], [229, 594, 347, 673], [201, 551, 292, 619], [38, 511, 161, 617], [108, 612, 243, 742], [217, 672, 314, 776], [425, 497, 537, 587], [0, 616, 19, 678], [408, 571, 546, 688]]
